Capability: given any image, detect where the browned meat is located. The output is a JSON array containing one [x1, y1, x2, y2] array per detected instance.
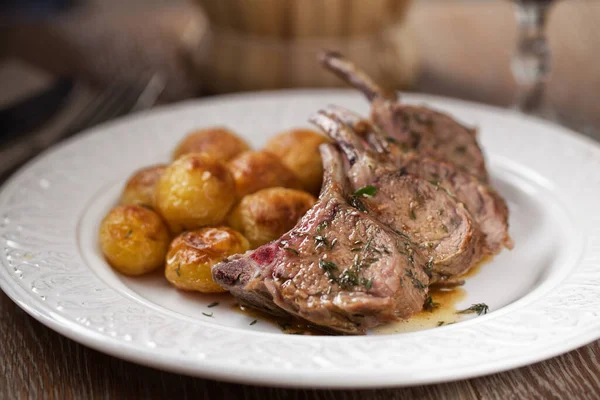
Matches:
[[319, 50, 489, 182], [311, 111, 486, 281], [212, 144, 429, 334], [325, 105, 513, 253]]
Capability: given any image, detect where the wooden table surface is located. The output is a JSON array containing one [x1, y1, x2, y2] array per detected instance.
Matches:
[[2, 1, 600, 399]]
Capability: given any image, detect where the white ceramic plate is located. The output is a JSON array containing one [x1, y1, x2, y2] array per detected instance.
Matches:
[[1, 90, 599, 388]]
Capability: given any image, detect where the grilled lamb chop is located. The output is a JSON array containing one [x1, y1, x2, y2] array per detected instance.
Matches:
[[311, 111, 485, 280], [324, 105, 513, 253], [319, 50, 489, 182], [212, 144, 429, 334]]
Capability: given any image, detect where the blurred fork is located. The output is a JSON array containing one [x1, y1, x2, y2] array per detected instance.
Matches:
[[0, 74, 165, 181]]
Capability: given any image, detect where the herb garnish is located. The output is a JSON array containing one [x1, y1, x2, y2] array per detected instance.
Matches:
[[441, 224, 448, 233], [409, 209, 417, 220], [316, 221, 328, 233], [458, 303, 489, 316], [314, 235, 329, 248], [423, 296, 440, 312], [425, 257, 434, 277], [354, 185, 377, 198], [207, 302, 219, 308], [437, 321, 445, 327], [283, 246, 299, 255], [339, 268, 359, 289], [330, 238, 338, 249], [364, 278, 374, 290], [349, 195, 368, 212], [175, 264, 181, 277], [428, 180, 440, 189], [124, 229, 133, 239], [250, 320, 258, 326], [202, 312, 213, 318], [319, 259, 338, 273], [385, 136, 399, 144]]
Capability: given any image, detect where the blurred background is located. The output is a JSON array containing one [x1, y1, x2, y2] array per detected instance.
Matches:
[[1, 0, 599, 178]]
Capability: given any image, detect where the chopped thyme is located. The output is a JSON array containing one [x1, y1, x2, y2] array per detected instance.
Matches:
[[409, 209, 417, 220], [441, 224, 448, 233], [363, 237, 373, 252], [124, 229, 133, 239], [437, 321, 445, 327], [175, 264, 181, 277], [423, 296, 440, 312], [314, 235, 329, 248], [202, 312, 213, 318], [458, 303, 489, 315], [354, 185, 377, 198], [438, 209, 444, 216], [395, 230, 410, 240], [385, 136, 399, 144], [316, 221, 328, 233], [283, 246, 299, 255], [319, 259, 338, 273], [339, 268, 359, 289], [413, 277, 426, 289], [349, 195, 368, 212], [428, 180, 440, 189], [250, 319, 258, 326], [330, 238, 338, 249], [207, 302, 219, 308], [364, 278, 374, 290], [425, 257, 434, 277], [351, 247, 362, 252]]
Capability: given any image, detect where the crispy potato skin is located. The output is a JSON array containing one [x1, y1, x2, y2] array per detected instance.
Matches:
[[264, 129, 328, 195], [172, 127, 250, 161], [99, 205, 171, 276], [119, 164, 167, 208], [155, 153, 237, 233], [165, 227, 250, 292], [227, 151, 302, 198], [228, 187, 316, 248]]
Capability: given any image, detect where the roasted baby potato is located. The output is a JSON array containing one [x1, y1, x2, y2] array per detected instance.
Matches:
[[172, 127, 251, 161], [165, 227, 250, 293], [99, 205, 170, 276], [228, 187, 316, 248], [119, 164, 167, 208], [264, 129, 328, 195], [155, 153, 236, 233], [227, 151, 301, 198]]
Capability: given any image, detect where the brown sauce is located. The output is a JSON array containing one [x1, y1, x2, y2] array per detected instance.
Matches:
[[372, 287, 467, 334], [233, 256, 493, 335]]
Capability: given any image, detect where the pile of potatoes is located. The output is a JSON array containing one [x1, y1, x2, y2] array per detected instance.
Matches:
[[99, 127, 328, 293]]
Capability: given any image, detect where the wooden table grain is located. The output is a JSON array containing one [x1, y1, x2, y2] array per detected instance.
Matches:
[[2, 1, 600, 399]]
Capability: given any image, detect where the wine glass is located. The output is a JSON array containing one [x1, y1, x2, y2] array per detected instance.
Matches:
[[510, 0, 557, 116]]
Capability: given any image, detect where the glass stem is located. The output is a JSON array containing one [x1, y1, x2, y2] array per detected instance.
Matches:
[[511, 2, 552, 114]]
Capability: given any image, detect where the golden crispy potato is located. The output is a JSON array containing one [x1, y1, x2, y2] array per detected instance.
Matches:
[[165, 227, 250, 293], [228, 187, 316, 248], [227, 151, 302, 198], [155, 153, 237, 233], [99, 205, 170, 276], [264, 129, 328, 195], [119, 164, 167, 208], [172, 127, 251, 161]]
